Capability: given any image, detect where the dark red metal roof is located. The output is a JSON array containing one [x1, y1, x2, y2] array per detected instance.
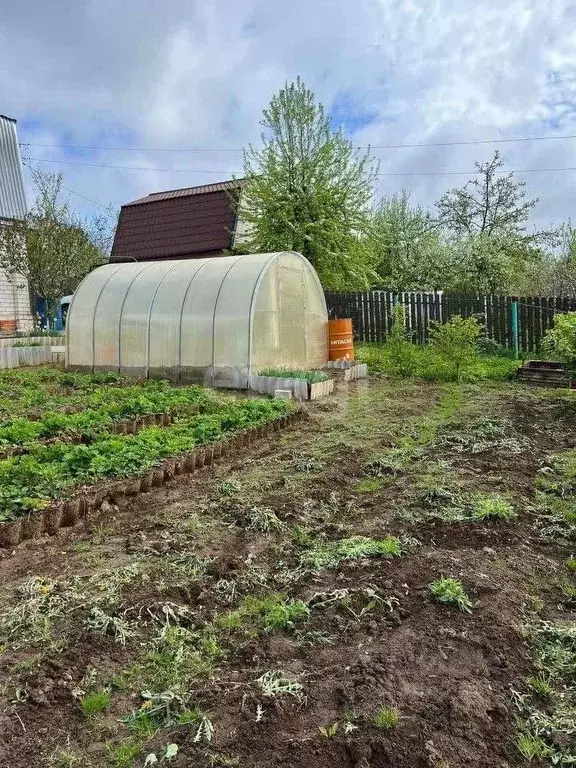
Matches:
[[110, 179, 242, 263]]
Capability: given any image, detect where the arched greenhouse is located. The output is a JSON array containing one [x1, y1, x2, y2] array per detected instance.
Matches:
[[66, 251, 328, 387]]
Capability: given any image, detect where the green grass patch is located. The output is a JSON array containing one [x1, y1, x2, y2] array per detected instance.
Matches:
[[302, 535, 402, 571], [355, 477, 387, 493], [470, 493, 516, 521], [373, 706, 400, 730], [81, 689, 111, 717], [429, 577, 473, 613], [357, 343, 519, 382]]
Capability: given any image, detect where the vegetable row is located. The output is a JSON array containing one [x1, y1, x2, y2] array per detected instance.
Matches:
[[0, 398, 290, 521]]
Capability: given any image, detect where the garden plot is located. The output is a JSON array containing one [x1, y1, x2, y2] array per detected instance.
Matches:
[[0, 368, 292, 543], [0, 376, 575, 768]]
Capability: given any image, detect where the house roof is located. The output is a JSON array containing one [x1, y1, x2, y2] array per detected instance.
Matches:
[[0, 115, 27, 220], [110, 179, 243, 263]]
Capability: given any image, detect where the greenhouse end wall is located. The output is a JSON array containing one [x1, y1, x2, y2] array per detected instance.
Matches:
[[66, 252, 328, 387]]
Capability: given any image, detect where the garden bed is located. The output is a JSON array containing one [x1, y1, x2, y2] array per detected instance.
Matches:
[[250, 369, 334, 400], [0, 367, 294, 543]]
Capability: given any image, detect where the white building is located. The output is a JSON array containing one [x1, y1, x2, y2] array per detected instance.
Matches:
[[0, 115, 33, 332]]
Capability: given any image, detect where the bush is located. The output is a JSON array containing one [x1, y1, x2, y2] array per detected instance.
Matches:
[[542, 312, 576, 370], [429, 315, 482, 381], [384, 304, 418, 377]]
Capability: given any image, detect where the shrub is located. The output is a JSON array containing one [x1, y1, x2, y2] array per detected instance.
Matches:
[[429, 315, 482, 381], [384, 303, 418, 377], [542, 312, 576, 370], [429, 577, 473, 613]]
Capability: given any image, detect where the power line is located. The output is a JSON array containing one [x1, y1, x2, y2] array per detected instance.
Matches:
[[22, 160, 110, 208], [26, 156, 576, 177], [21, 132, 576, 153]]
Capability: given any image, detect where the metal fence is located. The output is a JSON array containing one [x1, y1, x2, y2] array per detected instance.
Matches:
[[324, 291, 576, 352]]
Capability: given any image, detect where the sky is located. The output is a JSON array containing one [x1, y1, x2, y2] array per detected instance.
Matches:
[[2, 0, 576, 232]]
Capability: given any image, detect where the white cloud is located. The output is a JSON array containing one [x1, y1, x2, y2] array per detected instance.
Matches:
[[1, 0, 576, 230]]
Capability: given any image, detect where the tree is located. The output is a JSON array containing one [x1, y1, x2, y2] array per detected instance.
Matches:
[[429, 315, 482, 380], [436, 151, 556, 292], [0, 169, 108, 321], [238, 78, 379, 288], [369, 191, 449, 289]]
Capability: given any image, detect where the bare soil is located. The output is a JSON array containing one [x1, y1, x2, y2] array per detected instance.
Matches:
[[0, 377, 574, 768]]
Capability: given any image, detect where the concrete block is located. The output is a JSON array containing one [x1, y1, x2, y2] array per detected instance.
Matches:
[[274, 389, 293, 399]]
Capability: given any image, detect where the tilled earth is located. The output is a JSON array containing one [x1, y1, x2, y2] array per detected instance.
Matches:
[[0, 377, 575, 768]]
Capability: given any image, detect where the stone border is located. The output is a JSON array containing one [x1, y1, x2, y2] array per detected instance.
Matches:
[[249, 374, 334, 401], [325, 360, 368, 382], [0, 410, 301, 549]]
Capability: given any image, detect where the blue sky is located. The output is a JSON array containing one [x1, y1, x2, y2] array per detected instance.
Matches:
[[2, 0, 576, 230]]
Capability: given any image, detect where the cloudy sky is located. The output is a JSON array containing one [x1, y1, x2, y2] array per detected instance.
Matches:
[[2, 0, 576, 231]]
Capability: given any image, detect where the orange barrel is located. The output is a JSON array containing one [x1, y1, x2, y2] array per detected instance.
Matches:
[[328, 318, 354, 361], [0, 319, 17, 335]]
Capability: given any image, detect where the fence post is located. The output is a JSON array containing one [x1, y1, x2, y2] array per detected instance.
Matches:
[[511, 299, 519, 360]]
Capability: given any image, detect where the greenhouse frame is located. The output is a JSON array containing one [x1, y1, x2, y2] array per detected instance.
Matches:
[[66, 251, 328, 387]]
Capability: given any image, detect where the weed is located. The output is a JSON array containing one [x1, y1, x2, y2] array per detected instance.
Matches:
[[567, 556, 576, 572], [256, 670, 304, 700], [319, 721, 339, 738], [470, 493, 515, 521], [106, 741, 142, 768], [262, 598, 309, 633], [526, 673, 553, 698], [517, 733, 551, 760], [218, 480, 241, 496], [366, 447, 417, 477], [429, 577, 473, 613], [85, 607, 135, 646], [81, 689, 111, 717], [177, 706, 204, 724], [50, 744, 80, 768], [373, 705, 400, 730], [356, 477, 386, 493], [246, 506, 286, 534], [302, 535, 402, 571]]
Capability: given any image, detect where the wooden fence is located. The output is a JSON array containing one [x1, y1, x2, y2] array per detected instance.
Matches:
[[324, 291, 576, 352]]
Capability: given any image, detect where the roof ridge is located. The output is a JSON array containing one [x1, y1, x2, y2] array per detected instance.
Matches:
[[125, 178, 244, 206]]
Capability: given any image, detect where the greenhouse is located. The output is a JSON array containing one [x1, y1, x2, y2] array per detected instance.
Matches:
[[66, 251, 328, 387]]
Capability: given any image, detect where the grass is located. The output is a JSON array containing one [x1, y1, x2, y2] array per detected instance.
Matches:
[[373, 706, 400, 730], [356, 342, 520, 382], [106, 741, 143, 767], [517, 733, 551, 760], [429, 577, 473, 613], [302, 535, 402, 571], [567, 556, 576, 572], [258, 367, 329, 384], [356, 477, 387, 493], [470, 493, 516, 521], [526, 673, 553, 698], [80, 689, 111, 717]]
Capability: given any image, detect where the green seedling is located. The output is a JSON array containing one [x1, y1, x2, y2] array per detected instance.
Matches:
[[429, 577, 473, 613], [80, 689, 111, 717]]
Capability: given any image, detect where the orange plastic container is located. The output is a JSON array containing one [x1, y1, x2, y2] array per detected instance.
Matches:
[[328, 318, 354, 361]]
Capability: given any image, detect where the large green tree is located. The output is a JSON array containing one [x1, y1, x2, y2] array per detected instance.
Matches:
[[0, 169, 110, 319], [238, 78, 379, 288], [436, 151, 556, 292]]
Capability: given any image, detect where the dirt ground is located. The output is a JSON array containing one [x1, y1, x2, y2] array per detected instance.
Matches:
[[0, 376, 575, 768]]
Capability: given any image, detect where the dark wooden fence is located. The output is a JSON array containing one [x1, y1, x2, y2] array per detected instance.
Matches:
[[324, 291, 576, 352]]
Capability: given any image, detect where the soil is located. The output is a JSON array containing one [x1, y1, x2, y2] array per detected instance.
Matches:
[[0, 377, 574, 768]]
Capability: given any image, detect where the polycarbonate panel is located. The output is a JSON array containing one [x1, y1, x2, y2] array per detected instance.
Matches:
[[66, 263, 123, 371], [93, 263, 150, 371], [180, 255, 244, 384], [148, 259, 210, 380], [118, 261, 173, 377], [66, 251, 328, 385], [213, 252, 276, 387]]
